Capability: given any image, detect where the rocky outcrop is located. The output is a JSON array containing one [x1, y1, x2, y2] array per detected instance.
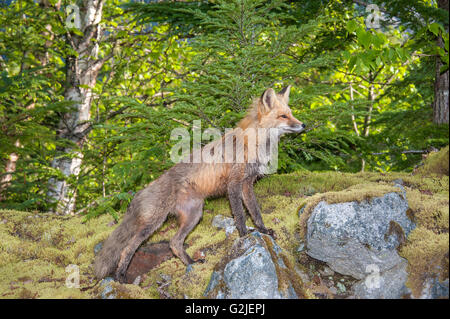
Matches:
[[204, 231, 306, 299], [304, 188, 416, 299]]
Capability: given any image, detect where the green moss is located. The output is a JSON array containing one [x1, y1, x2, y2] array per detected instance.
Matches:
[[0, 209, 115, 298], [415, 145, 449, 177], [406, 190, 449, 233], [398, 184, 449, 297], [400, 228, 449, 297], [0, 169, 448, 299], [106, 282, 150, 299]]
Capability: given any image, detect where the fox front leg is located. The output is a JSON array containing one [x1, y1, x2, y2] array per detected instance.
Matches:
[[242, 177, 276, 238], [227, 182, 249, 237]]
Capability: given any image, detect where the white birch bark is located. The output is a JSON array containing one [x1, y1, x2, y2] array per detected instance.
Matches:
[[48, 0, 105, 214]]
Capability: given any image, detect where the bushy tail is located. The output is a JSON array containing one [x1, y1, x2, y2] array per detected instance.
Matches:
[[93, 175, 175, 279], [93, 212, 138, 279]]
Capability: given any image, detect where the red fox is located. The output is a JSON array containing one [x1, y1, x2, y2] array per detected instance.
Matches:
[[94, 86, 306, 282]]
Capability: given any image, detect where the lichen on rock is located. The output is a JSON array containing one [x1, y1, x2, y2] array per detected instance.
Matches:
[[204, 231, 308, 299]]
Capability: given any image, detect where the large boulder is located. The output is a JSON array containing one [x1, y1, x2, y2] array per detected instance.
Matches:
[[351, 259, 410, 299], [304, 188, 416, 299], [204, 231, 306, 299]]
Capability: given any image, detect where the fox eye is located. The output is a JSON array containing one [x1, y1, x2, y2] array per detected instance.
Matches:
[[279, 114, 288, 119]]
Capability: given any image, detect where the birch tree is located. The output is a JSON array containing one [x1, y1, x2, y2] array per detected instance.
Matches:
[[47, 0, 106, 214]]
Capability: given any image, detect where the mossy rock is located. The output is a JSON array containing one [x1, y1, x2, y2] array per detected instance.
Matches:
[[415, 145, 449, 176], [297, 182, 404, 239], [294, 173, 448, 298], [203, 231, 309, 299]]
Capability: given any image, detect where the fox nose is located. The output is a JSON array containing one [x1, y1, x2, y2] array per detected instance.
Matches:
[[301, 123, 306, 129]]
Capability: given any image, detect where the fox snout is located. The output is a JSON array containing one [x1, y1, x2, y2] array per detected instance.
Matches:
[[287, 121, 306, 133], [291, 122, 306, 132], [284, 114, 306, 133]]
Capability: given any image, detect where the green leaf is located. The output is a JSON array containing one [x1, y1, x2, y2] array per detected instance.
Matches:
[[428, 22, 444, 37], [71, 28, 84, 37], [346, 20, 358, 33], [356, 28, 372, 49]]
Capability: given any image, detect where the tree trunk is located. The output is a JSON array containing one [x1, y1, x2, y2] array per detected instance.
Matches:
[[433, 61, 449, 124], [361, 80, 375, 172], [349, 84, 360, 137], [47, 0, 105, 214], [433, 0, 449, 125], [363, 82, 375, 137], [0, 140, 21, 201]]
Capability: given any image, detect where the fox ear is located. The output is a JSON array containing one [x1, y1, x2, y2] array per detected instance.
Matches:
[[279, 85, 291, 104], [260, 88, 277, 112]]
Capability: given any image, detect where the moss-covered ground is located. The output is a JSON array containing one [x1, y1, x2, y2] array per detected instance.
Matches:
[[0, 148, 448, 298]]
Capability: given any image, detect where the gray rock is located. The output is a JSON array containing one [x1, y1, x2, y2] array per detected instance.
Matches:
[[306, 192, 414, 279], [328, 286, 338, 295], [295, 266, 310, 283], [160, 273, 171, 282], [298, 206, 306, 217], [132, 275, 141, 286], [212, 215, 236, 236], [393, 181, 407, 200], [392, 179, 404, 186], [185, 264, 194, 274], [296, 243, 305, 252], [320, 266, 334, 277], [420, 277, 449, 299], [204, 231, 302, 299], [99, 277, 116, 299], [352, 259, 410, 299], [336, 282, 346, 293], [94, 242, 103, 255], [305, 191, 415, 299]]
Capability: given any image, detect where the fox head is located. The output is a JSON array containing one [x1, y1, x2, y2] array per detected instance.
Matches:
[[240, 86, 306, 135], [259, 86, 305, 135]]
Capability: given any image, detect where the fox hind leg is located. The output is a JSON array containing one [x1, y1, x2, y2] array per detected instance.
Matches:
[[114, 214, 167, 283], [170, 195, 204, 265]]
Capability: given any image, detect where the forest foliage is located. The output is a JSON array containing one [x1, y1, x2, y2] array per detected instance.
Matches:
[[0, 0, 448, 217]]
